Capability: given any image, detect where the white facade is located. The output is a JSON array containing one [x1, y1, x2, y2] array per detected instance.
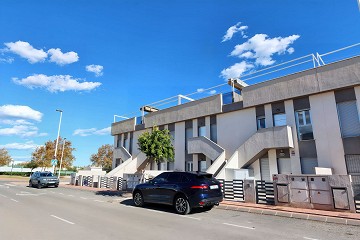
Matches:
[[110, 56, 360, 182]]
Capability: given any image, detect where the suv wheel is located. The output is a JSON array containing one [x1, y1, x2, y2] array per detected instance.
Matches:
[[37, 181, 42, 189], [29, 181, 32, 187], [133, 191, 144, 207], [174, 195, 190, 215]]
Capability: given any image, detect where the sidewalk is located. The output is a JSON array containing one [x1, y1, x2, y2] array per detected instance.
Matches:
[[219, 200, 360, 226]]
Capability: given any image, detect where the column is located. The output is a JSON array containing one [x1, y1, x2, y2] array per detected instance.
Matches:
[[285, 100, 301, 174]]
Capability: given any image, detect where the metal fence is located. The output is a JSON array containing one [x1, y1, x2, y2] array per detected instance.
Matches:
[[82, 176, 93, 187], [218, 179, 244, 201], [256, 180, 275, 205]]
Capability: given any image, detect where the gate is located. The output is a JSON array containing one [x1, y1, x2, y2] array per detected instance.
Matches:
[[117, 177, 124, 190], [82, 176, 92, 187], [256, 180, 274, 205], [218, 179, 244, 201], [100, 177, 109, 188], [345, 154, 360, 213]]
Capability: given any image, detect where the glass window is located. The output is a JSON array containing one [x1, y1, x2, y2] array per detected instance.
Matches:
[[295, 110, 314, 140], [273, 113, 286, 126], [257, 116, 266, 129], [153, 172, 169, 183], [337, 101, 360, 137], [116, 135, 121, 148], [185, 127, 193, 150], [210, 123, 217, 143], [167, 173, 182, 183], [198, 126, 206, 137], [186, 161, 193, 172], [198, 161, 207, 172]]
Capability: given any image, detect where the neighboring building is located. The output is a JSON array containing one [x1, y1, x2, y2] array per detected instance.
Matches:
[[109, 56, 360, 185]]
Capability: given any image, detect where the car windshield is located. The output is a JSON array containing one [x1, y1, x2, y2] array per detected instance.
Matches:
[[40, 172, 54, 177]]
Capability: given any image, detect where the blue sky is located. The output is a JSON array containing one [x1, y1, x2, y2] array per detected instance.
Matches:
[[0, 0, 359, 167]]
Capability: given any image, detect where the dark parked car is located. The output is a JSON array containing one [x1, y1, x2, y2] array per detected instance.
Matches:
[[29, 171, 59, 188], [132, 171, 223, 215]]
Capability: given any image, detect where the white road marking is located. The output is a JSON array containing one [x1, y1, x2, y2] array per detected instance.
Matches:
[[68, 195, 74, 197], [5, 184, 16, 187], [94, 200, 105, 203], [0, 194, 8, 198], [58, 193, 64, 195], [50, 215, 75, 225], [0, 185, 9, 189], [180, 216, 201, 221], [16, 192, 46, 196], [10, 199, 19, 203], [223, 223, 255, 230], [303, 237, 319, 240], [146, 209, 167, 214], [80, 197, 88, 200]]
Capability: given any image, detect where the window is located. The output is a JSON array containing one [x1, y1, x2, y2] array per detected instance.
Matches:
[[198, 154, 207, 172], [123, 133, 129, 150], [186, 161, 193, 172], [116, 135, 121, 148], [257, 116, 266, 129], [167, 173, 182, 183], [273, 113, 286, 126], [153, 172, 169, 183], [300, 158, 318, 174], [198, 126, 206, 137], [295, 109, 314, 140], [185, 127, 193, 150], [337, 101, 360, 137]]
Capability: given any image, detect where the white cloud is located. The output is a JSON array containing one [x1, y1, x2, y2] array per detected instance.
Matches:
[[73, 127, 111, 137], [208, 90, 217, 95], [0, 141, 39, 150], [48, 48, 79, 65], [230, 34, 300, 66], [220, 61, 254, 79], [86, 64, 104, 77], [197, 88, 205, 93], [222, 22, 248, 42], [0, 125, 47, 138], [0, 119, 33, 126], [0, 57, 14, 63], [0, 105, 43, 122], [4, 41, 47, 63], [12, 74, 102, 93]]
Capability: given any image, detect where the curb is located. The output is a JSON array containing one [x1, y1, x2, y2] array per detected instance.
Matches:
[[217, 204, 360, 227]]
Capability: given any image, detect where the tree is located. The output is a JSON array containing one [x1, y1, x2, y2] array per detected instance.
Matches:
[[31, 137, 76, 170], [137, 126, 175, 166], [90, 144, 113, 172], [0, 148, 12, 166]]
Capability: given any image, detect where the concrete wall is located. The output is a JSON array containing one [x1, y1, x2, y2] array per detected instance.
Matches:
[[144, 95, 222, 127], [217, 107, 257, 159], [111, 117, 136, 135], [284, 100, 302, 174], [242, 56, 360, 108], [174, 121, 185, 171], [309, 92, 347, 174]]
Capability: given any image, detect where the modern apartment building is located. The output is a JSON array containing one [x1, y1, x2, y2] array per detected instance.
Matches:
[[109, 56, 360, 186]]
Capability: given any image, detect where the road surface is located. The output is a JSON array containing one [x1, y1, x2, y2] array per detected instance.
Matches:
[[0, 179, 359, 240]]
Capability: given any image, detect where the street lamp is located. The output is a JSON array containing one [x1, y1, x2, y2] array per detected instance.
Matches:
[[53, 109, 63, 173], [58, 138, 66, 179]]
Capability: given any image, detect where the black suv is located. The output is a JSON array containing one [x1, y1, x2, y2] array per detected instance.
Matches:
[[132, 171, 223, 215]]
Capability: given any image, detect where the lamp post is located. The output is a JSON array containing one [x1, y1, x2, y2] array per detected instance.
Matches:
[[53, 109, 63, 173], [58, 138, 66, 179]]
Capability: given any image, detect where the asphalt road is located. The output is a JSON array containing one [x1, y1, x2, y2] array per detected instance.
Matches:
[[1, 179, 359, 240]]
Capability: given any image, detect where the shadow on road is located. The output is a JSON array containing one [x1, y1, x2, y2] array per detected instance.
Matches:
[[119, 199, 212, 215], [95, 190, 128, 197]]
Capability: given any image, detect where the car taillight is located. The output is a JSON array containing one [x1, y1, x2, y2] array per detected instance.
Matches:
[[191, 185, 208, 189]]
